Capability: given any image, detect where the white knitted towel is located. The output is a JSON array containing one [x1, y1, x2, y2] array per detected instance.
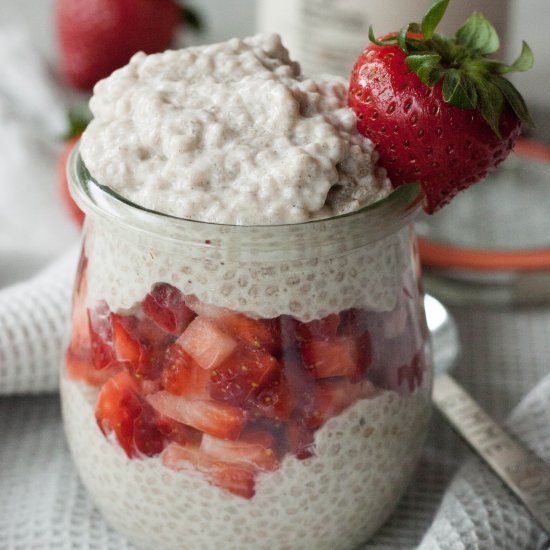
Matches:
[[0, 246, 79, 395], [417, 376, 550, 550]]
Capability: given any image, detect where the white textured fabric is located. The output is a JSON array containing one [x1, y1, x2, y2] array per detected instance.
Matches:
[[0, 247, 78, 395]]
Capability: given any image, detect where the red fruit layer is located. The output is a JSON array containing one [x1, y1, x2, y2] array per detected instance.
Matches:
[[66, 267, 426, 498]]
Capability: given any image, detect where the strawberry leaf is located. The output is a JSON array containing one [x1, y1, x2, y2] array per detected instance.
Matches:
[[491, 76, 536, 128], [398, 25, 411, 53], [406, 54, 441, 86], [368, 26, 399, 47], [421, 0, 450, 40], [498, 41, 535, 74], [442, 70, 476, 109], [476, 79, 505, 137], [179, 4, 204, 31], [455, 13, 499, 55]]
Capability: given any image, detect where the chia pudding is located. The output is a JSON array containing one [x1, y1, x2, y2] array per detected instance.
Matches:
[[62, 33, 432, 550]]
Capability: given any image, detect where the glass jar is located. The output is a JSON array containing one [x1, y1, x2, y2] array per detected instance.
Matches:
[[61, 147, 432, 550]]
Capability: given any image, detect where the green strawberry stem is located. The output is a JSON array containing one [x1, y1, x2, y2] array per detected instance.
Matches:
[[368, 0, 535, 137], [62, 106, 92, 141], [176, 2, 204, 32]]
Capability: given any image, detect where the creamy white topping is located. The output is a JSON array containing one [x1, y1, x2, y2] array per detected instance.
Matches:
[[80, 33, 391, 225]]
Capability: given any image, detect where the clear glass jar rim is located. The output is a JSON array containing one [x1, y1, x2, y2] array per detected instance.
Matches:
[[69, 143, 424, 254]]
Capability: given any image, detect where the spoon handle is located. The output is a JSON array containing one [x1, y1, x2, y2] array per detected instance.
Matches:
[[433, 373, 550, 535]]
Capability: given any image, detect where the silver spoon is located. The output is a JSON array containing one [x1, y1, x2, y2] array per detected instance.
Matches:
[[425, 294, 550, 536]]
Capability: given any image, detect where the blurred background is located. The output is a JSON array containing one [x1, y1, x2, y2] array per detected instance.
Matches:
[[0, 0, 548, 293]]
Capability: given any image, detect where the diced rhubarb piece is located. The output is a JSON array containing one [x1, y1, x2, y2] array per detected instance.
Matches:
[[161, 344, 211, 398], [207, 463, 255, 499], [65, 347, 119, 387], [143, 283, 195, 334], [209, 348, 279, 405], [304, 378, 376, 430], [244, 376, 293, 422], [88, 301, 115, 370], [300, 332, 372, 379], [177, 317, 237, 370], [215, 313, 280, 354], [201, 430, 279, 472], [95, 371, 164, 458], [295, 313, 340, 342], [146, 391, 245, 440]]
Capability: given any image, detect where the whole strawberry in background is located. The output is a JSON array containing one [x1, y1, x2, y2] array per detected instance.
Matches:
[[348, 0, 534, 213], [56, 0, 202, 90]]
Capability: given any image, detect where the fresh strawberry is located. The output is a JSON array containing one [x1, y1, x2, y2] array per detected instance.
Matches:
[[110, 313, 173, 379], [207, 463, 255, 499], [244, 375, 293, 422], [56, 0, 180, 90], [162, 441, 256, 498], [295, 313, 340, 342], [143, 283, 195, 335], [57, 135, 84, 226], [348, 0, 534, 212], [160, 344, 211, 398], [209, 348, 280, 405], [161, 441, 202, 472], [177, 316, 238, 370], [300, 332, 372, 379], [88, 301, 115, 370], [65, 347, 119, 387], [215, 313, 281, 354], [286, 418, 315, 460], [95, 371, 164, 457], [156, 415, 198, 447], [303, 378, 376, 430], [146, 391, 246, 440], [201, 430, 280, 472]]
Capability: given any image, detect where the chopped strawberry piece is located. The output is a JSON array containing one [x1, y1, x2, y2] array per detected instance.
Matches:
[[244, 376, 293, 422], [201, 430, 279, 471], [161, 441, 202, 471], [184, 296, 230, 318], [397, 351, 424, 393], [111, 313, 143, 364], [295, 313, 340, 342], [88, 301, 115, 370], [177, 316, 237, 370], [156, 416, 198, 447], [95, 371, 164, 458], [146, 391, 245, 440], [207, 463, 255, 499], [209, 348, 279, 405], [143, 283, 195, 334], [287, 419, 315, 460], [161, 344, 211, 398], [162, 440, 255, 498], [300, 332, 372, 379], [303, 378, 375, 430], [65, 347, 119, 387], [215, 313, 280, 353], [338, 308, 373, 337]]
